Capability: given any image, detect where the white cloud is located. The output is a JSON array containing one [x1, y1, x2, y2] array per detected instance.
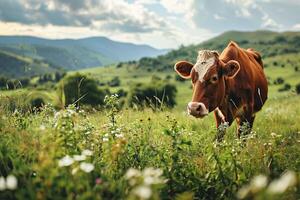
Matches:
[[292, 23, 300, 30], [0, 0, 170, 33], [159, 0, 193, 14], [0, 0, 299, 49], [183, 0, 297, 32], [262, 14, 281, 29], [214, 14, 225, 20]]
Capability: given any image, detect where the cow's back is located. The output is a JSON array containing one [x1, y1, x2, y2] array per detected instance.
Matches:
[[220, 42, 268, 113]]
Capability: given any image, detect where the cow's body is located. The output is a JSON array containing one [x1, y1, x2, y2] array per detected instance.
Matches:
[[175, 41, 268, 140]]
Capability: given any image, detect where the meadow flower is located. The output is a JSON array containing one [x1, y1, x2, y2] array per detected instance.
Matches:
[[143, 168, 165, 185], [143, 168, 163, 178], [95, 178, 102, 185], [103, 137, 109, 142], [72, 167, 79, 175], [6, 175, 18, 190], [125, 168, 141, 180], [237, 174, 267, 199], [237, 185, 251, 199], [82, 149, 93, 156], [58, 155, 74, 167], [0, 177, 5, 191], [79, 162, 94, 173], [133, 185, 152, 199], [250, 174, 268, 193], [115, 133, 124, 138], [54, 111, 61, 119], [267, 171, 297, 194], [73, 154, 86, 161], [144, 176, 155, 185], [270, 132, 282, 138], [39, 125, 46, 130]]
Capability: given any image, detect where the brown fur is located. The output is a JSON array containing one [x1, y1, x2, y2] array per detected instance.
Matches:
[[174, 41, 268, 139]]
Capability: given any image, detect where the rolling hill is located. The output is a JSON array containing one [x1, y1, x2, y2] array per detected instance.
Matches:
[[0, 50, 61, 78], [0, 36, 169, 71], [129, 30, 300, 71]]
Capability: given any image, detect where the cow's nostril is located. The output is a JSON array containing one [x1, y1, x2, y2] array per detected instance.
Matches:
[[196, 105, 201, 112]]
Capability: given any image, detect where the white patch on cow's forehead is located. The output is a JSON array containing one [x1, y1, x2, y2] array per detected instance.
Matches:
[[194, 50, 216, 82]]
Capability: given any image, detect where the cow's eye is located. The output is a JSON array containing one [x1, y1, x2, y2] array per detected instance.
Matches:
[[201, 61, 206, 65], [211, 75, 218, 83]]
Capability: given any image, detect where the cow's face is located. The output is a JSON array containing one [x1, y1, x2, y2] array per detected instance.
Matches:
[[175, 50, 240, 118]]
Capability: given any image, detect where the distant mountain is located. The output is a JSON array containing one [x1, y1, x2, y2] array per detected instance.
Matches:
[[131, 30, 300, 71], [0, 36, 169, 71]]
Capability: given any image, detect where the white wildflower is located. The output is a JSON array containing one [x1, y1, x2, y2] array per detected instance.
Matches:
[[6, 175, 17, 190], [125, 168, 141, 180], [0, 177, 5, 191], [267, 171, 297, 194], [250, 174, 268, 193], [103, 137, 109, 142], [54, 112, 61, 119], [142, 168, 164, 185], [67, 109, 76, 115], [143, 168, 163, 178], [82, 149, 93, 156], [72, 167, 79, 175], [79, 162, 94, 173], [115, 133, 124, 138], [39, 125, 46, 130], [73, 155, 86, 161], [270, 132, 282, 138], [144, 176, 155, 185], [237, 174, 268, 199], [58, 155, 74, 167], [133, 185, 152, 199], [237, 185, 251, 199]]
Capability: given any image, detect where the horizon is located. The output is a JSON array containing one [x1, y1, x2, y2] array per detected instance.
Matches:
[[0, 0, 300, 49], [0, 29, 294, 50]]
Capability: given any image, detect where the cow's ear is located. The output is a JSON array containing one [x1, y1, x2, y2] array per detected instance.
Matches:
[[174, 61, 194, 79], [223, 60, 240, 78]]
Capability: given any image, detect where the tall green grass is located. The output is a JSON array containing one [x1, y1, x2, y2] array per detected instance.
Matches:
[[0, 92, 299, 199]]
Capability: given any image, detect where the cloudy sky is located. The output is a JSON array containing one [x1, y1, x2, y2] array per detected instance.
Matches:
[[0, 0, 300, 49]]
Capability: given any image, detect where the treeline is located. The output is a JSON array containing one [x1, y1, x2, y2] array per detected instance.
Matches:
[[37, 72, 66, 83], [0, 71, 67, 90], [118, 32, 300, 72], [55, 73, 177, 109], [0, 76, 30, 90]]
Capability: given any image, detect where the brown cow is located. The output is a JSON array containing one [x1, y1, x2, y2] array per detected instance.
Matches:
[[174, 41, 268, 140]]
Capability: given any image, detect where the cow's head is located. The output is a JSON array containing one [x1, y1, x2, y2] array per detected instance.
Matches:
[[175, 50, 240, 118]]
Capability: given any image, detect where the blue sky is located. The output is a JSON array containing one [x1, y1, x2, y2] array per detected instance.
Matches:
[[0, 0, 299, 48]]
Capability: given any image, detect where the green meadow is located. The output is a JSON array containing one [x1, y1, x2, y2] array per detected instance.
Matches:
[[1, 30, 300, 199], [1, 51, 300, 199]]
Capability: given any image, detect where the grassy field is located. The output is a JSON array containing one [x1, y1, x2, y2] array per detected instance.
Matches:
[[0, 52, 300, 199], [76, 52, 300, 110]]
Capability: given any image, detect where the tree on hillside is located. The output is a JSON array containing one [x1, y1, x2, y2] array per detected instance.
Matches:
[[0, 76, 8, 89], [108, 76, 121, 87], [128, 82, 177, 109], [296, 83, 300, 94], [58, 73, 110, 107]]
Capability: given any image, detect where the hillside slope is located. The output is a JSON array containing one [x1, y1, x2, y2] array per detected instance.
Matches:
[[130, 30, 300, 71], [0, 36, 168, 70], [0, 50, 61, 78]]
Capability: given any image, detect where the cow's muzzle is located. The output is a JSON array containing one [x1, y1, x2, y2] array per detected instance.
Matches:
[[187, 102, 208, 118]]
